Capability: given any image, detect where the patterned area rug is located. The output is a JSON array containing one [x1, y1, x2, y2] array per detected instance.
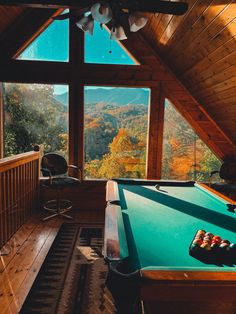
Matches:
[[20, 223, 116, 314]]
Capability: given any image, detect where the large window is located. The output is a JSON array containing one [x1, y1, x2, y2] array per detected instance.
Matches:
[[162, 99, 221, 181], [3, 83, 69, 158], [84, 86, 150, 179]]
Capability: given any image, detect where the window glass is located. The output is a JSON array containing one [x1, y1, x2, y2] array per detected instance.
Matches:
[[84, 86, 150, 179], [17, 18, 69, 62], [162, 99, 222, 181], [85, 22, 137, 65], [3, 83, 69, 158]]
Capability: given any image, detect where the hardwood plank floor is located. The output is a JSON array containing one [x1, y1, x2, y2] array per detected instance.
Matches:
[[0, 208, 105, 314]]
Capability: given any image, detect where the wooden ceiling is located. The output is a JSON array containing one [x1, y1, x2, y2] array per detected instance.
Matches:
[[0, 6, 23, 33], [0, 1, 235, 159], [141, 0, 236, 146]]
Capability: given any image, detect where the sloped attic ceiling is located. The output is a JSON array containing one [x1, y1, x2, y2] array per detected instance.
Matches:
[[140, 0, 236, 145], [0, 1, 235, 160]]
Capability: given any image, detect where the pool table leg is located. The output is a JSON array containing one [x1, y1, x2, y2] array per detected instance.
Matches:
[[105, 261, 142, 313]]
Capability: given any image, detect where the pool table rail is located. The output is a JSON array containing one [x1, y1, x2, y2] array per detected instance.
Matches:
[[141, 269, 236, 301], [197, 182, 236, 205], [104, 203, 129, 261], [106, 180, 120, 202]]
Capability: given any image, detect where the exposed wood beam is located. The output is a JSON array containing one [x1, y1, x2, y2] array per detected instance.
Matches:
[[147, 84, 165, 179], [69, 16, 84, 65], [69, 82, 84, 173], [0, 0, 89, 8], [0, 0, 189, 15], [0, 60, 166, 86]]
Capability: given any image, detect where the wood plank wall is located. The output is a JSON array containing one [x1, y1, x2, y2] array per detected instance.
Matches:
[[40, 180, 107, 213], [0, 151, 40, 248]]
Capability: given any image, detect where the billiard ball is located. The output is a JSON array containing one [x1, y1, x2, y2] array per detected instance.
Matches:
[[219, 242, 230, 251], [193, 239, 202, 245], [221, 239, 230, 244], [212, 236, 222, 243], [203, 236, 211, 242], [229, 243, 236, 251], [155, 184, 160, 190], [200, 242, 211, 250], [205, 232, 213, 239], [211, 242, 219, 250], [196, 230, 206, 236], [190, 243, 199, 252]]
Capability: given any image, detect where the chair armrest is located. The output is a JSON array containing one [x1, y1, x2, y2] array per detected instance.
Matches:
[[41, 168, 52, 184], [68, 165, 78, 169], [209, 170, 220, 187], [68, 165, 82, 182], [210, 170, 219, 177]]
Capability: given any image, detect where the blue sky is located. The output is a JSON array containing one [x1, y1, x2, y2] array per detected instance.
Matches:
[[18, 17, 136, 95]]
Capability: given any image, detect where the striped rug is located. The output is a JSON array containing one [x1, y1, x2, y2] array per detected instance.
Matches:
[[20, 223, 116, 314]]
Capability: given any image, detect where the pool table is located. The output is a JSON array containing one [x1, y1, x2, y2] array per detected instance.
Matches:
[[104, 179, 236, 303]]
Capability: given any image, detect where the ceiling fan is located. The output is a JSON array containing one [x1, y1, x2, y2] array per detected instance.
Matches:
[[0, 0, 188, 40]]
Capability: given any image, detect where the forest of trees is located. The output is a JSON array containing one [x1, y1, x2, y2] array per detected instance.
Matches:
[[84, 97, 148, 179], [2, 84, 221, 181], [162, 103, 221, 181]]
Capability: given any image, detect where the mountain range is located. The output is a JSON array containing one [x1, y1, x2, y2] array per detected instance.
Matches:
[[54, 87, 150, 107]]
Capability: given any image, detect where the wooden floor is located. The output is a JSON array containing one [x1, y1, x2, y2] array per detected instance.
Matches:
[[0, 208, 105, 314]]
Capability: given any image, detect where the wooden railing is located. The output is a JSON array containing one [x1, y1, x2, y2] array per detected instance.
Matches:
[[0, 151, 40, 248]]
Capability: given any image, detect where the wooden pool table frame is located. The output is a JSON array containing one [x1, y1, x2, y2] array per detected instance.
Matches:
[[104, 179, 236, 302]]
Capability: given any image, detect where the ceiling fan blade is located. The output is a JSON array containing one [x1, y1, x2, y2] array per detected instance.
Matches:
[[127, 1, 188, 16], [0, 0, 94, 9]]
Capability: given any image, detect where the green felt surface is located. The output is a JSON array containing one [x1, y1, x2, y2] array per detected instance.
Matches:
[[118, 182, 236, 271]]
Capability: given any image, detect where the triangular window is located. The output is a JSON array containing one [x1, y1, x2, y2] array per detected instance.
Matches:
[[85, 22, 137, 65], [162, 99, 222, 181], [17, 18, 69, 62]]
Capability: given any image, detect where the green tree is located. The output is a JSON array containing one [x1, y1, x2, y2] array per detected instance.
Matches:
[[84, 159, 102, 178], [4, 83, 68, 157], [99, 154, 126, 179], [109, 128, 135, 155]]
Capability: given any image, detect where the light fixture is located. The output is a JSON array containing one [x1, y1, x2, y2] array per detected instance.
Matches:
[[129, 13, 148, 32], [91, 2, 112, 24], [110, 25, 127, 41], [76, 14, 94, 35], [76, 1, 148, 40]]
